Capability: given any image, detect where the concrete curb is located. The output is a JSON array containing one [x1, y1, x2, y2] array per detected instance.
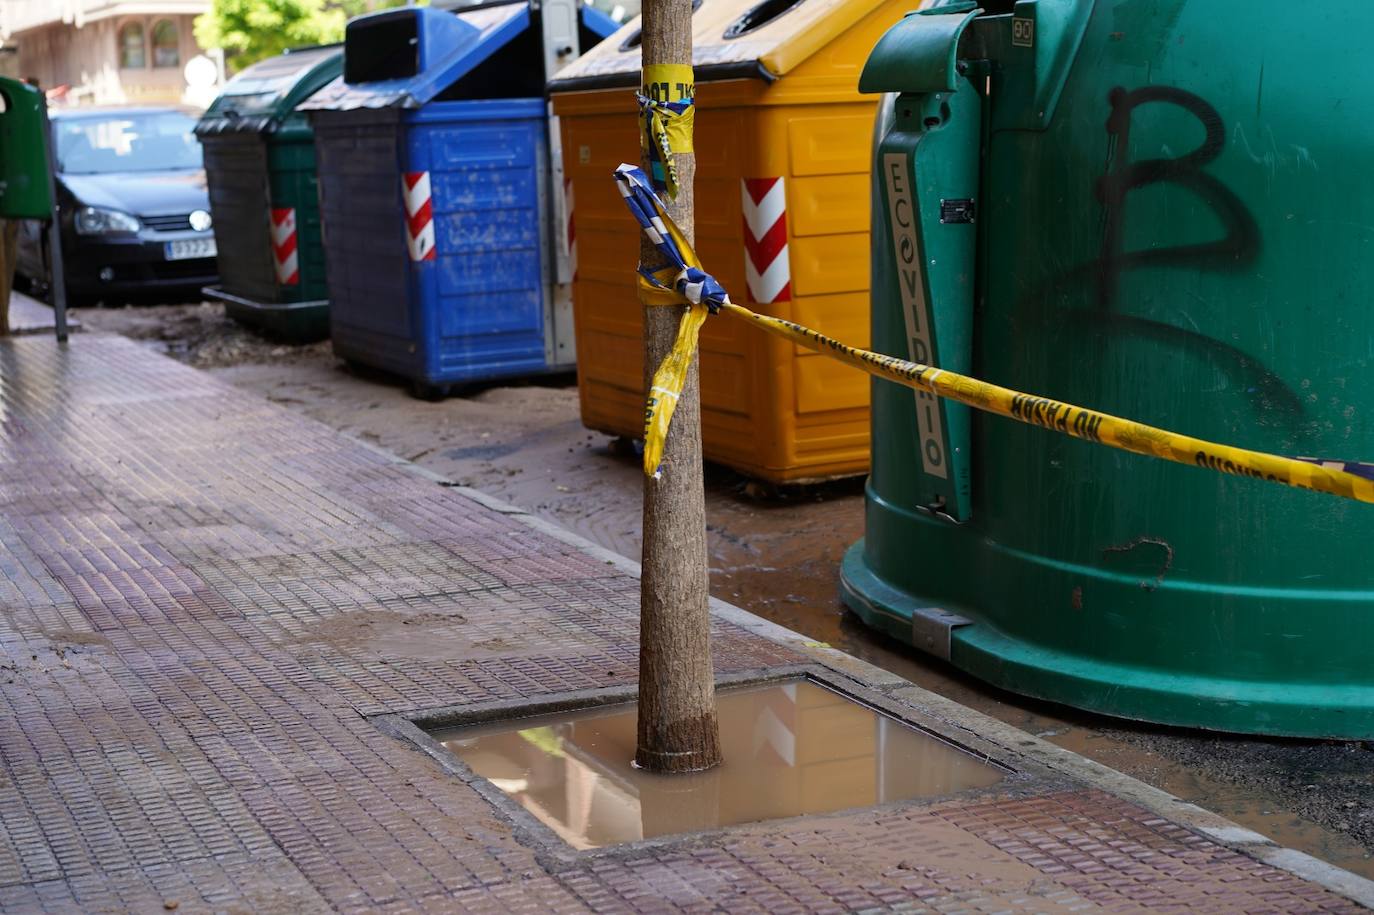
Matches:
[[353, 440, 1374, 910]]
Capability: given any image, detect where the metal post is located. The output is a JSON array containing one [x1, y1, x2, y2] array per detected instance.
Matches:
[[37, 96, 67, 343]]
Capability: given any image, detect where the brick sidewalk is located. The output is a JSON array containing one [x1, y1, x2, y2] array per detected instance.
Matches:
[[6, 291, 79, 337], [0, 333, 1367, 913]]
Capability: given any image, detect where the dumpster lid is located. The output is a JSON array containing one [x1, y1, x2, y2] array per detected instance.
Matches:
[[299, 3, 533, 111], [858, 6, 981, 95], [550, 0, 900, 91], [196, 45, 342, 135]]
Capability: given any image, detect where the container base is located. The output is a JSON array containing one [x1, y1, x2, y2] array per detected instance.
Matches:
[[840, 539, 1374, 739], [203, 286, 330, 344]]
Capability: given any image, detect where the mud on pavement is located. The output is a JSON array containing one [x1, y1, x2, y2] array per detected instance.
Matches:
[[78, 301, 1374, 880]]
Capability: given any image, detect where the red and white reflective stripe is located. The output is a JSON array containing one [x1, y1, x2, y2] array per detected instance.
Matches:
[[565, 176, 577, 280], [741, 176, 791, 304], [269, 207, 299, 286], [749, 681, 797, 766], [402, 171, 436, 262]]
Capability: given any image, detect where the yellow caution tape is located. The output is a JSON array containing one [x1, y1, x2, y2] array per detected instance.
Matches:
[[616, 165, 1374, 504], [639, 275, 710, 478], [638, 64, 695, 199], [718, 301, 1374, 504]]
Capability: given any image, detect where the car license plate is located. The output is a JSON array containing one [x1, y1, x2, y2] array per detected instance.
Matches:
[[164, 238, 216, 261]]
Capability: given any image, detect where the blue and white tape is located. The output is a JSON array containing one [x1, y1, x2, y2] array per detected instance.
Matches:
[[613, 163, 731, 313]]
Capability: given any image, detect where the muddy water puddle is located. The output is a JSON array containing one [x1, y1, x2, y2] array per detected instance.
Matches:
[[434, 679, 1004, 849]]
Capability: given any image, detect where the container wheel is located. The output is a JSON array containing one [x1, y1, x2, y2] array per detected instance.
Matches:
[[408, 380, 450, 401], [742, 480, 781, 501], [608, 435, 640, 458]]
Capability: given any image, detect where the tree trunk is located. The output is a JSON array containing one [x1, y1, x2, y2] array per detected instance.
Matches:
[[0, 220, 17, 335], [635, 0, 722, 773]]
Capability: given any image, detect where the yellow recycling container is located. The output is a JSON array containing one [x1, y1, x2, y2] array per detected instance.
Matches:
[[549, 0, 927, 483]]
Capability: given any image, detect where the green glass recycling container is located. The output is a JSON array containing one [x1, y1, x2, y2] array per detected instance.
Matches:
[[196, 45, 341, 341], [844, 0, 1374, 738]]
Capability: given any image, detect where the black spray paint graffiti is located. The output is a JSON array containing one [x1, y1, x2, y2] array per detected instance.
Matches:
[[1091, 85, 1302, 421], [1097, 85, 1260, 304]]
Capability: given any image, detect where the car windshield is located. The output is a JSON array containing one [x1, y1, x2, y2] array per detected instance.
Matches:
[[56, 111, 202, 175]]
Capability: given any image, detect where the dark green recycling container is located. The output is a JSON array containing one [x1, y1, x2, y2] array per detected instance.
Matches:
[[843, 0, 1374, 738], [196, 45, 342, 342], [0, 77, 53, 219]]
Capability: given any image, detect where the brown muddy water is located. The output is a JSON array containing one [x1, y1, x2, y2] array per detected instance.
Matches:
[[78, 303, 1374, 880], [434, 679, 1005, 849]]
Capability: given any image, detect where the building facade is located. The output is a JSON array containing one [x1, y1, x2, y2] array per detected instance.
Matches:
[[0, 1, 217, 107]]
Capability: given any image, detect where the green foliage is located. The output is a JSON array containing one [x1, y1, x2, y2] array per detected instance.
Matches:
[[195, 0, 405, 72]]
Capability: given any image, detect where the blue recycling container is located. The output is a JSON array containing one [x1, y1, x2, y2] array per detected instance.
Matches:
[[302, 2, 618, 398]]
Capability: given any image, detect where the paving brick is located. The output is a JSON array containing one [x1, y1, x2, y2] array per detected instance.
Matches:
[[0, 335, 1364, 913]]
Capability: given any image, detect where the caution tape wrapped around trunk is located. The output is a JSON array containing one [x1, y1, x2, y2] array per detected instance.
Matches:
[[637, 64, 695, 201], [615, 164, 727, 478], [612, 164, 1374, 504]]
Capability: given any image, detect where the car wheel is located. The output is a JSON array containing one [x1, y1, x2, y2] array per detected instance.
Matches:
[[14, 271, 41, 297]]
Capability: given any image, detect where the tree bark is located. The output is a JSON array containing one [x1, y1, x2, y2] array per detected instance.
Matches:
[[635, 0, 722, 773]]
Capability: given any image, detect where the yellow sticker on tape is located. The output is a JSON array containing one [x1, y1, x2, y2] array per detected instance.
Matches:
[[641, 63, 695, 107]]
